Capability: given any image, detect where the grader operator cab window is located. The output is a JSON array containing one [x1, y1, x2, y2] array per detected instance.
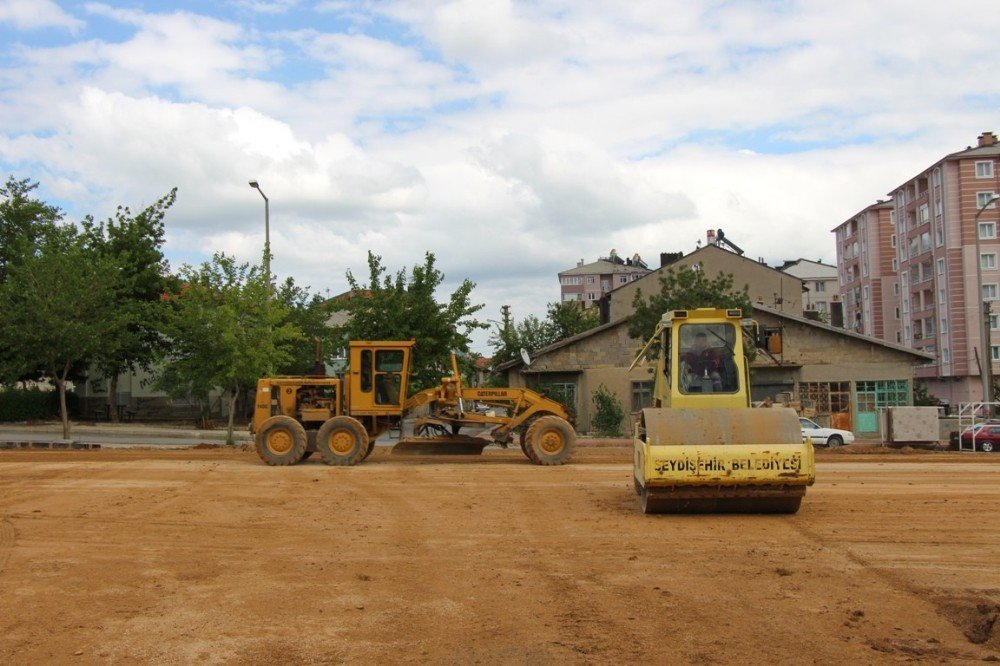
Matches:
[[360, 350, 373, 392], [374, 349, 404, 406], [678, 322, 739, 394]]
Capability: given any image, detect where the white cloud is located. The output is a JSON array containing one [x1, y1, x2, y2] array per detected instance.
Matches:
[[1, 1, 1000, 354], [0, 0, 82, 31]]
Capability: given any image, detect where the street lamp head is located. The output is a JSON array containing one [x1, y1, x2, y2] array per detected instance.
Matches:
[[249, 180, 259, 189]]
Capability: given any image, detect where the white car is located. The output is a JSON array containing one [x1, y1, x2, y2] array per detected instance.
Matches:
[[799, 417, 855, 447]]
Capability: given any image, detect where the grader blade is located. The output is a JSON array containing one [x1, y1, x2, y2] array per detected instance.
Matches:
[[390, 436, 491, 456]]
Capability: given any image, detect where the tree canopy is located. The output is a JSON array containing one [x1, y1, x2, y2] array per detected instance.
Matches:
[[627, 265, 753, 345], [0, 224, 128, 438], [335, 251, 486, 390], [157, 253, 303, 442], [0, 176, 63, 284], [81, 188, 177, 420], [489, 302, 600, 370]]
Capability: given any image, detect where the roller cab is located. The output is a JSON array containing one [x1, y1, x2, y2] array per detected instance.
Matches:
[[632, 308, 815, 514]]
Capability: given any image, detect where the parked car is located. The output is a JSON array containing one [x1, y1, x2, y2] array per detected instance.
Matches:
[[959, 423, 1000, 452], [799, 417, 855, 447]]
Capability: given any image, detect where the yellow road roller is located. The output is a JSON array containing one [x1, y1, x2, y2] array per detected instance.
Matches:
[[632, 308, 815, 514]]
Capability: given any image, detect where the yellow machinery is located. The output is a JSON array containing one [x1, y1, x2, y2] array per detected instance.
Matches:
[[632, 308, 815, 513], [251, 340, 576, 466]]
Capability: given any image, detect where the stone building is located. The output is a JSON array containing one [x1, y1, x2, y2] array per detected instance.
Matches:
[[500, 305, 931, 437], [605, 243, 804, 322]]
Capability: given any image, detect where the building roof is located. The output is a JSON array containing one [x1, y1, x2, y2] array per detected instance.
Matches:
[[559, 258, 650, 277], [605, 243, 798, 298], [497, 304, 934, 371], [777, 259, 838, 280], [887, 133, 1000, 195], [830, 200, 894, 232]]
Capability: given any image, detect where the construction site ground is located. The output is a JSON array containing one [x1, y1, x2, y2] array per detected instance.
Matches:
[[1, 445, 998, 664]]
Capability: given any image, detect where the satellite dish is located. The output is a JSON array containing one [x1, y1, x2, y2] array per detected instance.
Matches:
[[520, 348, 532, 367]]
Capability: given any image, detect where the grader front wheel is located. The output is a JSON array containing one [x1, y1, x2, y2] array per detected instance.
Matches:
[[255, 415, 308, 466], [316, 416, 369, 466], [523, 415, 576, 465]]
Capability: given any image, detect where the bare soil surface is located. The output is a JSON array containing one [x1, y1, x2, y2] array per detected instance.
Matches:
[[1, 447, 998, 664]]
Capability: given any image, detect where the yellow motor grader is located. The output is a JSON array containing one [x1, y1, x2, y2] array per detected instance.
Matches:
[[632, 308, 815, 514], [251, 341, 575, 466]]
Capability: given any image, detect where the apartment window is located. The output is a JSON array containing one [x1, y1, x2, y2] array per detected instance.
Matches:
[[980, 222, 997, 239], [904, 324, 911, 341], [925, 317, 935, 337], [977, 192, 998, 209], [939, 288, 946, 305], [619, 275, 628, 284], [933, 168, 941, 186], [941, 318, 948, 334], [817, 301, 827, 313], [601, 280, 610, 291], [942, 348, 950, 364], [894, 307, 900, 320], [983, 284, 998, 300], [587, 276, 595, 284], [815, 281, 826, 292], [903, 298, 909, 314], [918, 204, 929, 224], [896, 331, 902, 343], [863, 286, 869, 301], [901, 271, 908, 286], [976, 161, 995, 178], [890, 234, 896, 248], [920, 232, 931, 253], [562, 293, 580, 302], [587, 292, 596, 300], [992, 346, 1000, 362], [893, 282, 899, 295], [862, 263, 868, 278], [892, 258, 898, 271], [937, 258, 945, 275], [631, 274, 639, 281], [991, 314, 1000, 330], [982, 253, 997, 270], [909, 237, 919, 257], [935, 200, 943, 216]]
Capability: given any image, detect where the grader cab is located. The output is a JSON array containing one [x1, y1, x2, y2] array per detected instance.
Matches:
[[252, 340, 576, 466], [632, 308, 815, 514]]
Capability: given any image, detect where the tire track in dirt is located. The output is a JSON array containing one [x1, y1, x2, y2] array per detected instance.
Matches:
[[0, 518, 14, 574]]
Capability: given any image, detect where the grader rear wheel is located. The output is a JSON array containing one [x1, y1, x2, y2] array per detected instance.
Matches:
[[523, 415, 576, 465], [316, 416, 369, 466], [255, 416, 308, 466]]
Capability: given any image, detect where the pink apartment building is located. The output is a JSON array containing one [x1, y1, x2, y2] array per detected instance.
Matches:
[[558, 250, 650, 308], [834, 132, 1000, 405]]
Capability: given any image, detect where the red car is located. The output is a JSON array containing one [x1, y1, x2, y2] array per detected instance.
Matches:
[[960, 423, 1000, 452]]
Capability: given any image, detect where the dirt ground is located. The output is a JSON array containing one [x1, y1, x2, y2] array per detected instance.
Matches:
[[1, 446, 998, 664]]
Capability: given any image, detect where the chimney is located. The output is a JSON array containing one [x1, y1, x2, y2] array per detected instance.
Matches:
[[706, 229, 716, 245], [978, 131, 998, 148], [660, 251, 683, 267]]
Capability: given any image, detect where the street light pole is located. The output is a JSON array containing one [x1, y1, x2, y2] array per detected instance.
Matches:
[[974, 194, 1000, 404], [248, 180, 270, 282]]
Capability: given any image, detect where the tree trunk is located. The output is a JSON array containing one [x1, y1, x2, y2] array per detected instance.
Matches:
[[56, 362, 71, 440], [108, 373, 120, 424], [226, 387, 238, 445]]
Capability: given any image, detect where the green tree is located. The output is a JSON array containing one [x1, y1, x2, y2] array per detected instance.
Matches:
[[81, 188, 177, 421], [157, 253, 303, 443], [628, 265, 753, 345], [273, 278, 339, 375], [591, 384, 625, 437], [546, 301, 599, 340], [0, 176, 63, 284], [337, 251, 486, 390], [0, 225, 128, 439]]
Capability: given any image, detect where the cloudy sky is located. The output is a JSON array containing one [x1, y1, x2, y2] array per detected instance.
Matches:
[[1, 0, 998, 352]]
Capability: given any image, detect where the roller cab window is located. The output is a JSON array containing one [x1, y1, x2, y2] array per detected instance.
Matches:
[[678, 323, 739, 394]]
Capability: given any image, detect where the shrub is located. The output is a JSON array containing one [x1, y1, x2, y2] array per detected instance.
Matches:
[[591, 384, 624, 437], [0, 388, 59, 422]]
